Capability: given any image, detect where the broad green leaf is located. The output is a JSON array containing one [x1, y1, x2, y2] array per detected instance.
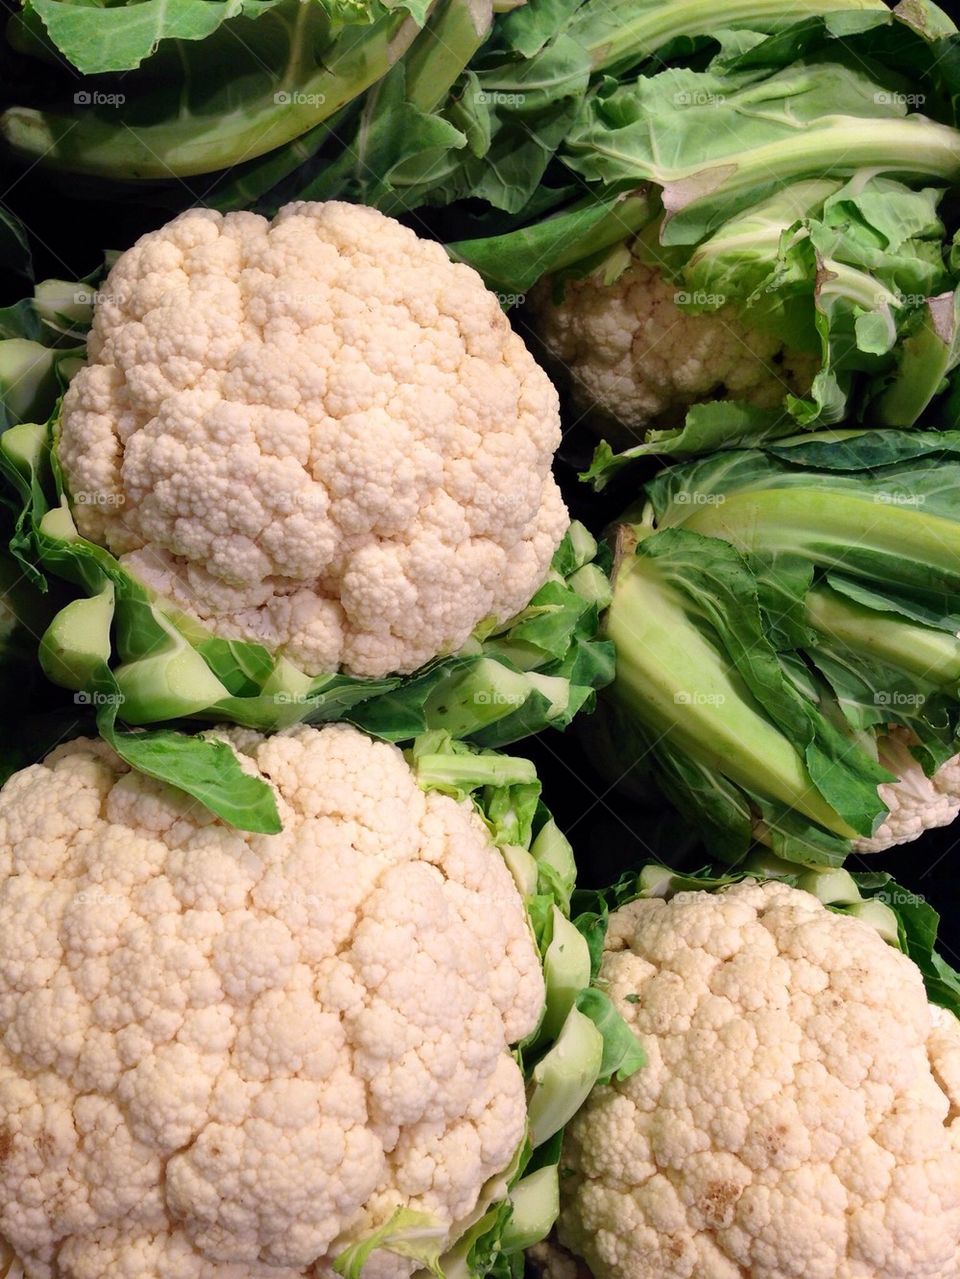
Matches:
[[2, 0, 428, 178], [575, 986, 646, 1083], [562, 62, 960, 246], [26, 0, 274, 74]]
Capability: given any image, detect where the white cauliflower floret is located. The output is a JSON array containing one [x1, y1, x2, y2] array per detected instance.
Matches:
[[528, 1238, 591, 1279], [557, 880, 960, 1279], [855, 727, 960, 853], [58, 201, 568, 678], [0, 724, 545, 1279], [527, 259, 816, 439]]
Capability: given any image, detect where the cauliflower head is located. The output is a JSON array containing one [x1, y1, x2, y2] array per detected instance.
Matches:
[[0, 723, 545, 1278], [58, 201, 567, 678], [557, 880, 960, 1279], [855, 728, 960, 854], [527, 260, 816, 439]]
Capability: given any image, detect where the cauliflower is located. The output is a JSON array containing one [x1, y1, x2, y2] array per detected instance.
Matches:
[[855, 728, 960, 854], [58, 201, 568, 679], [527, 259, 816, 440], [0, 723, 547, 1278], [556, 880, 960, 1279]]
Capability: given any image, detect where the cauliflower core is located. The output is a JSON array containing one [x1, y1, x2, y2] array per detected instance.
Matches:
[[855, 727, 960, 854], [0, 724, 545, 1278], [528, 260, 817, 437], [58, 201, 568, 678], [558, 880, 960, 1279]]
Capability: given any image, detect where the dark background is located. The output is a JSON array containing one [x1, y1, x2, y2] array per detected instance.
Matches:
[[3, 162, 959, 964]]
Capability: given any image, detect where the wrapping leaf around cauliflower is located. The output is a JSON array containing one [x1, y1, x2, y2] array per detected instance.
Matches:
[[533, 862, 960, 1279], [585, 429, 960, 865], [0, 723, 641, 1279], [0, 201, 614, 830], [0, 274, 90, 433]]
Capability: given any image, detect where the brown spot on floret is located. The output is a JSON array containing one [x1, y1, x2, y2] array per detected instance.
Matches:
[[0, 1127, 12, 1162], [761, 1124, 789, 1160], [697, 1179, 742, 1228]]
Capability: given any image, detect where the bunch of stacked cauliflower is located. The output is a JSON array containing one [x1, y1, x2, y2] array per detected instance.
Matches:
[[0, 200, 958, 1279]]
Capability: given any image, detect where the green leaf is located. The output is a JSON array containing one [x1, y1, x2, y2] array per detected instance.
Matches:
[[618, 528, 887, 839], [334, 1208, 446, 1279], [1, 0, 428, 179], [282, 0, 500, 216], [288, 64, 467, 210], [538, 907, 593, 1043], [100, 719, 284, 834], [563, 62, 960, 246], [25, 0, 274, 73], [574, 986, 645, 1083], [496, 0, 582, 58], [572, 906, 609, 980], [764, 426, 960, 469], [409, 731, 538, 797], [449, 191, 656, 295], [885, 885, 960, 1016], [871, 289, 960, 425], [526, 1006, 604, 1147], [499, 1166, 560, 1254], [411, 34, 592, 214]]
